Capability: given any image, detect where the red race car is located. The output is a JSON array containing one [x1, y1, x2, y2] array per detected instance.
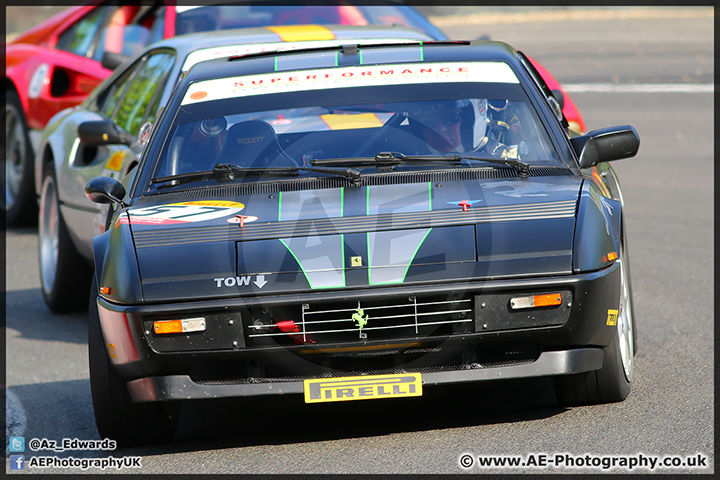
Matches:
[[4, 2, 448, 225]]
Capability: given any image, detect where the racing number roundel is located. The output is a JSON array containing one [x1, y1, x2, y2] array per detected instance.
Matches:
[[128, 201, 245, 225]]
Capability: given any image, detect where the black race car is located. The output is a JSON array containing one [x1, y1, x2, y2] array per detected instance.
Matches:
[[85, 40, 639, 445]]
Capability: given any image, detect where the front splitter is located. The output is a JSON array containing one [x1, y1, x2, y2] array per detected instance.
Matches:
[[126, 347, 604, 403]]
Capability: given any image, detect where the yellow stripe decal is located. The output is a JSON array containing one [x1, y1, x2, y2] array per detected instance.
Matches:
[[320, 113, 383, 130], [265, 25, 336, 42]]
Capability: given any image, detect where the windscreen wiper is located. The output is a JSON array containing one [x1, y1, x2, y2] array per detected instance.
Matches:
[[311, 152, 530, 177], [151, 163, 362, 187], [460, 155, 530, 177]]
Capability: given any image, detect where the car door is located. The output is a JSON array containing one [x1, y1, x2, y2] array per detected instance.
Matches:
[[61, 48, 176, 249]]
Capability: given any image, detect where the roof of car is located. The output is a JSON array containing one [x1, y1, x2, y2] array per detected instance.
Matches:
[[181, 40, 521, 85], [147, 24, 434, 58]]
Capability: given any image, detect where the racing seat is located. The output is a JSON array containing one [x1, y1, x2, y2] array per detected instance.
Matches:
[[214, 120, 298, 169]]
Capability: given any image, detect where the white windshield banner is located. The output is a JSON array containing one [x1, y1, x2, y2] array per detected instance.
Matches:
[[181, 62, 519, 105]]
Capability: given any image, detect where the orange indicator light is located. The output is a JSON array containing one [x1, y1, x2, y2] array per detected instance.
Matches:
[[532, 294, 563, 307], [154, 318, 206, 335], [604, 251, 619, 262], [100, 286, 112, 295], [510, 293, 562, 310]]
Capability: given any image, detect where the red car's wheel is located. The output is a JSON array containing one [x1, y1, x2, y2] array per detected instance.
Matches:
[[4, 89, 38, 226]]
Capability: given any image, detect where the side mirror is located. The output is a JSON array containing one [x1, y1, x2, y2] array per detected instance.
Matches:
[[86, 176, 126, 205], [570, 125, 640, 169], [78, 120, 134, 146]]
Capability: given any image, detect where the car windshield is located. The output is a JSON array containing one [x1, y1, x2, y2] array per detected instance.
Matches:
[[148, 61, 561, 190], [174, 5, 442, 37]]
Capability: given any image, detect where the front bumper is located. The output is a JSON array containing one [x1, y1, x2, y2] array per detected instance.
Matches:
[[96, 262, 621, 402], [127, 348, 603, 402]]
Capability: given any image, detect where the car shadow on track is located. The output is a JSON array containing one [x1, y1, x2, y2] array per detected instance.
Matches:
[[6, 367, 567, 459], [5, 288, 89, 345], [120, 377, 565, 455]]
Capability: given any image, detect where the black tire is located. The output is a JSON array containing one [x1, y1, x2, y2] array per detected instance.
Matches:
[[554, 333, 631, 407], [38, 161, 92, 312], [554, 245, 635, 406], [4, 89, 38, 226], [88, 281, 179, 447]]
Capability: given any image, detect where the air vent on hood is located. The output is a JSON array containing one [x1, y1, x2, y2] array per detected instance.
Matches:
[[138, 166, 573, 204]]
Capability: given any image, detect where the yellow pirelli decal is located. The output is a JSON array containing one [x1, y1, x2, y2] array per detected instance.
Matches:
[[304, 373, 422, 403], [606, 309, 619, 326], [266, 25, 336, 42]]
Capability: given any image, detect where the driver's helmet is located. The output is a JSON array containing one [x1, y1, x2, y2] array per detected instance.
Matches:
[[411, 99, 488, 151]]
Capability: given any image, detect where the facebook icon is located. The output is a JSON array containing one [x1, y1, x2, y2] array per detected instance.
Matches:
[[10, 455, 25, 470]]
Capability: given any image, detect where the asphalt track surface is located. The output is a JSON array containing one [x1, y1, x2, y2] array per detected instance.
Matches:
[[4, 7, 714, 475]]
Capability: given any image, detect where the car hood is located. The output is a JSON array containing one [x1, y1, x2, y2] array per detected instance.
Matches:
[[126, 173, 582, 302]]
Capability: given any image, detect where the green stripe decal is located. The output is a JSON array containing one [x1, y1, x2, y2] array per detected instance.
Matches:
[[397, 227, 432, 284], [279, 237, 307, 282], [280, 235, 346, 289], [367, 228, 432, 285], [366, 184, 370, 217], [340, 187, 344, 218], [365, 182, 433, 285], [277, 188, 345, 289]]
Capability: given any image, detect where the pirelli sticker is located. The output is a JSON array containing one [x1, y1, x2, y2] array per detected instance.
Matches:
[[304, 373, 422, 403], [606, 309, 619, 326]]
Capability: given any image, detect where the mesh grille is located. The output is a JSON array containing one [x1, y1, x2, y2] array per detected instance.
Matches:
[[247, 296, 473, 345]]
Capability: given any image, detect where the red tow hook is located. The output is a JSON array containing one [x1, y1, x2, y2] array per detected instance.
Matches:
[[274, 319, 315, 345]]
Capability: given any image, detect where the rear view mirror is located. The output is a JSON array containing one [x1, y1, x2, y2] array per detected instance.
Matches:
[[570, 125, 640, 169], [78, 120, 134, 146]]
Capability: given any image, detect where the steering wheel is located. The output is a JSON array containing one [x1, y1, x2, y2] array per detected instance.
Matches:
[[487, 118, 512, 138], [351, 112, 407, 157]]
